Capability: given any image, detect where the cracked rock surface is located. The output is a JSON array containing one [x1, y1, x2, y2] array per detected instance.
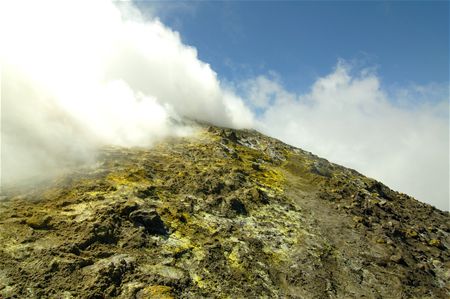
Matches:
[[0, 126, 448, 298]]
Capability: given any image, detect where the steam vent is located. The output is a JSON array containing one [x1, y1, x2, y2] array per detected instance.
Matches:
[[0, 126, 449, 298]]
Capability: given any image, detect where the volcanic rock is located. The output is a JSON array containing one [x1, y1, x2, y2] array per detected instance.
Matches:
[[0, 125, 448, 298]]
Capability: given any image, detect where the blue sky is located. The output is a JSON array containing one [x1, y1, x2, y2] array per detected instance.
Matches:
[[138, 0, 449, 96]]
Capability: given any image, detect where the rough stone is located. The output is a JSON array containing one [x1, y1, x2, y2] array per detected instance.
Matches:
[[0, 125, 448, 298]]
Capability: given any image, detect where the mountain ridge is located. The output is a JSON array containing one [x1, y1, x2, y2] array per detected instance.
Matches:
[[0, 125, 448, 298]]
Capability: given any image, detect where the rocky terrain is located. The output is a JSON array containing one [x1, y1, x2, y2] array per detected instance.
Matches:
[[0, 125, 449, 298]]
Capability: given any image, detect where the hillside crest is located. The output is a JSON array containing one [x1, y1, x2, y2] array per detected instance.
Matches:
[[0, 125, 448, 298]]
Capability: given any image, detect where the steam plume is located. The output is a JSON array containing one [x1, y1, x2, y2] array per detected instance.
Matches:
[[0, 1, 253, 184]]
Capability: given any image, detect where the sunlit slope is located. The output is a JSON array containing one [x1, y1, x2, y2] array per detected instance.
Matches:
[[0, 126, 448, 298]]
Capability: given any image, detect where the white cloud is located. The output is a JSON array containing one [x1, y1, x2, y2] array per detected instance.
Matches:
[[244, 62, 449, 210], [242, 74, 292, 109], [0, 0, 253, 184]]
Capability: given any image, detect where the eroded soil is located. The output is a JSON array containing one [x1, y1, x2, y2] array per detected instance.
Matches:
[[0, 126, 448, 298]]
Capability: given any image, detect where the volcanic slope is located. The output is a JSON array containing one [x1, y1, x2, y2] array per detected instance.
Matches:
[[0, 126, 449, 298]]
